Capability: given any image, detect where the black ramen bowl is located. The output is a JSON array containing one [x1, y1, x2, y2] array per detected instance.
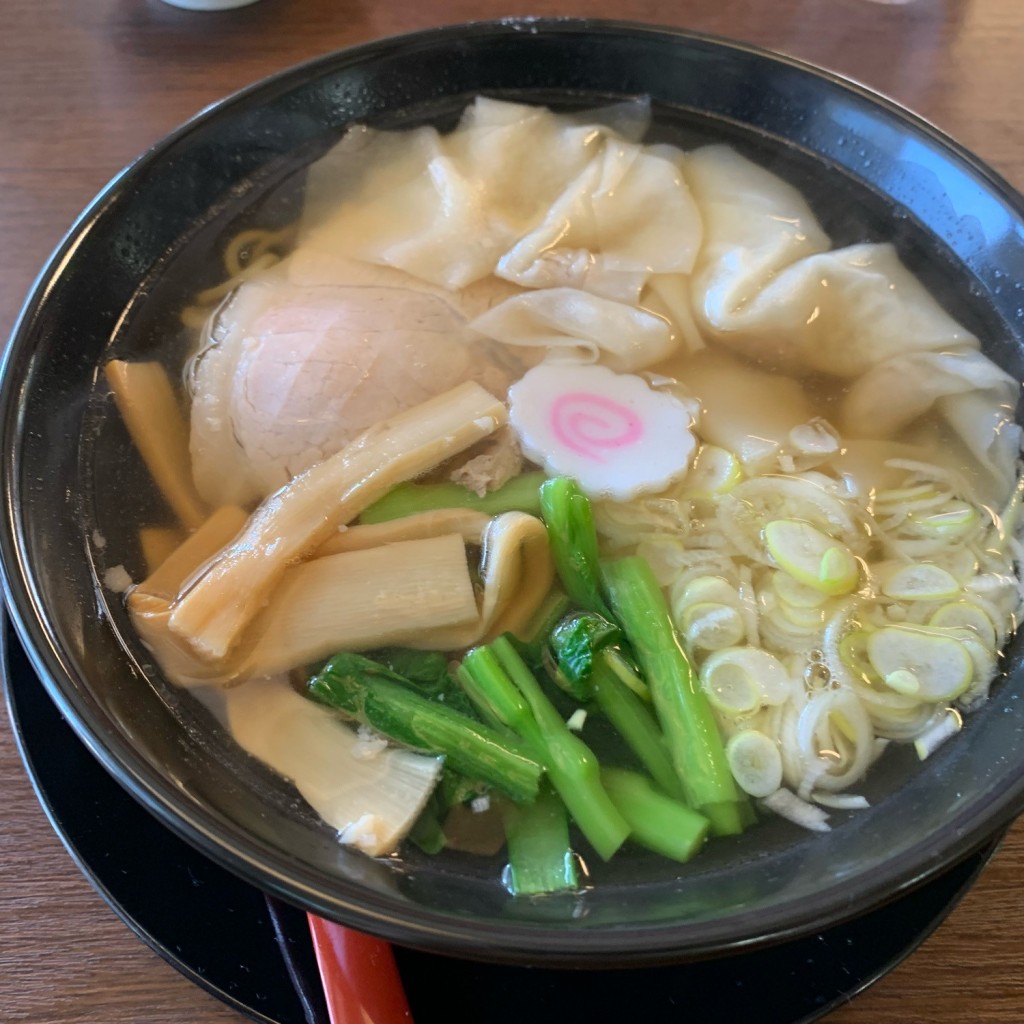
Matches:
[[3, 19, 1024, 967]]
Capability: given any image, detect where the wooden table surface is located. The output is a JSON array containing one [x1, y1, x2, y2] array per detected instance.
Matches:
[[2, 0, 1024, 1020]]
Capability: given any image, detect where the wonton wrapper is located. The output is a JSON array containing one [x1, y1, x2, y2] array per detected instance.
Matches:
[[469, 287, 676, 372], [685, 146, 975, 377], [683, 144, 1021, 501], [496, 137, 701, 302], [299, 97, 702, 317], [699, 239, 976, 378], [842, 349, 1021, 500], [300, 99, 617, 290], [686, 144, 831, 317]]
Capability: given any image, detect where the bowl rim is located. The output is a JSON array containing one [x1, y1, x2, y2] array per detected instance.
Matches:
[[3, 17, 1024, 965]]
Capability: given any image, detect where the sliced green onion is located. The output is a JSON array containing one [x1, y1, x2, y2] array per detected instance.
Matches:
[[909, 501, 980, 540], [699, 656, 760, 716], [761, 788, 830, 832], [914, 710, 963, 761], [928, 601, 998, 648], [880, 563, 960, 602], [675, 575, 743, 609], [812, 792, 870, 810], [838, 631, 877, 683], [772, 571, 829, 609], [679, 601, 746, 651], [566, 708, 587, 732], [934, 547, 980, 584], [866, 626, 973, 702], [874, 484, 945, 506], [725, 730, 784, 798], [883, 669, 921, 696], [927, 626, 998, 697], [701, 647, 793, 714], [680, 444, 743, 499], [763, 519, 859, 597], [778, 601, 827, 630]]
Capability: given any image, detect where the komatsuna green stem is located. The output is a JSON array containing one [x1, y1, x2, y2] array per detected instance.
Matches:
[[602, 556, 745, 836], [600, 767, 708, 863], [501, 785, 579, 896], [548, 612, 680, 799], [359, 471, 546, 524], [457, 647, 539, 738], [308, 652, 542, 805], [590, 656, 684, 801], [539, 477, 615, 621], [487, 635, 630, 861]]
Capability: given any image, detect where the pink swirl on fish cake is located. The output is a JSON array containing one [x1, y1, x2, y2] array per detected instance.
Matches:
[[550, 392, 644, 464]]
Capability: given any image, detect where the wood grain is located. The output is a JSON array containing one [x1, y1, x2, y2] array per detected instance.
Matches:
[[2, 0, 1024, 1020]]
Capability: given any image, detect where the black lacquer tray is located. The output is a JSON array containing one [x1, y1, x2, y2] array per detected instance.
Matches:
[[3, 618, 997, 1024]]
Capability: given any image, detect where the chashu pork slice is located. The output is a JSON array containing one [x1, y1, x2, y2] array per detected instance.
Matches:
[[188, 258, 522, 508]]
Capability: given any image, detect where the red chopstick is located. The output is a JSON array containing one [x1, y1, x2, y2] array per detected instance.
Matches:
[[307, 914, 414, 1024]]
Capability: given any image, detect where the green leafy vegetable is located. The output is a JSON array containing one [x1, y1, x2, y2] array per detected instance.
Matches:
[[459, 640, 630, 861], [549, 613, 681, 799], [548, 612, 624, 694], [407, 794, 447, 855], [519, 589, 572, 645], [539, 477, 615, 621], [308, 651, 542, 804], [370, 646, 475, 716], [602, 556, 746, 836], [501, 785, 579, 896], [359, 472, 546, 524], [601, 767, 708, 862]]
